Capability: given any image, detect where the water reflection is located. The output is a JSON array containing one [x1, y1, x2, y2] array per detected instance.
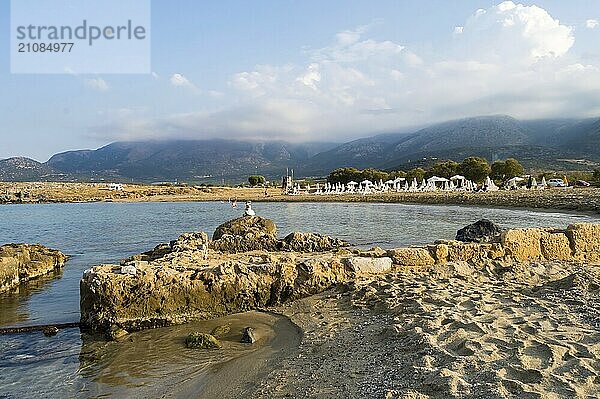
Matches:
[[0, 269, 64, 326]]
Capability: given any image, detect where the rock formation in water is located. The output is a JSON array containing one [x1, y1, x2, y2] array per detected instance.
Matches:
[[0, 244, 67, 292], [79, 218, 600, 338]]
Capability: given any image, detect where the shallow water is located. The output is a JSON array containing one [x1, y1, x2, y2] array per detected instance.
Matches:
[[0, 201, 598, 398]]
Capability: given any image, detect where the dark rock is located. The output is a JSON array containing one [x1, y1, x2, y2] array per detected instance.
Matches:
[[240, 327, 256, 344], [456, 219, 503, 243], [279, 232, 349, 252], [42, 326, 59, 337], [185, 332, 222, 349]]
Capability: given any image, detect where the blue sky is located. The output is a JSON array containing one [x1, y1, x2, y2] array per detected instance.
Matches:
[[1, 0, 599, 161]]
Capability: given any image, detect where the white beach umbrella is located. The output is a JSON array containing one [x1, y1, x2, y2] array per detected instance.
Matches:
[[427, 176, 449, 183]]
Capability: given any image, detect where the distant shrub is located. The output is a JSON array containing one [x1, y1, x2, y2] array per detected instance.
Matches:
[[248, 175, 265, 186]]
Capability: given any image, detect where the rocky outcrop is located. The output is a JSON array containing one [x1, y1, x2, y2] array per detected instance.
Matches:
[[211, 216, 279, 252], [386, 247, 435, 268], [124, 232, 209, 263], [280, 232, 348, 252], [456, 219, 503, 243], [210, 216, 348, 253], [79, 221, 600, 337], [0, 244, 67, 292], [80, 249, 351, 335]]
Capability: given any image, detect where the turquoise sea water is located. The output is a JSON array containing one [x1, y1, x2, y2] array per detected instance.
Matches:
[[0, 201, 598, 398]]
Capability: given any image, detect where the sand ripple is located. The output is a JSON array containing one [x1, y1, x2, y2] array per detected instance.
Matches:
[[255, 261, 600, 398]]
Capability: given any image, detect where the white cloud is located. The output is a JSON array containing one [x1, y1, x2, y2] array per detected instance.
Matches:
[[170, 73, 198, 91], [586, 19, 599, 29], [84, 78, 109, 92], [459, 1, 574, 62], [95, 2, 600, 143]]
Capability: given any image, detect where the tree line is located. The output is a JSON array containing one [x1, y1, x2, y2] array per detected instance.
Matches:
[[328, 157, 526, 185]]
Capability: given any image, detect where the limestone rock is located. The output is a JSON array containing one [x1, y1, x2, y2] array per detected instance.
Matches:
[[456, 219, 503, 243], [386, 248, 435, 268], [279, 232, 348, 252], [185, 332, 221, 349], [0, 244, 67, 292], [429, 244, 449, 264], [80, 252, 351, 334], [211, 216, 279, 253], [343, 257, 393, 274], [501, 228, 543, 262], [120, 265, 137, 275], [125, 232, 209, 263], [240, 326, 256, 344], [444, 242, 504, 264], [210, 234, 280, 253], [213, 216, 276, 240], [540, 231, 573, 261], [568, 223, 600, 263]]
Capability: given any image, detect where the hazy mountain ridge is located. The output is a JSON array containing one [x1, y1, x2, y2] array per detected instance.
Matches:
[[2, 115, 600, 182]]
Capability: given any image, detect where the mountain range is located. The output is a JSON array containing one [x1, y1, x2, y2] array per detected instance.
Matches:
[[2, 115, 599, 183]]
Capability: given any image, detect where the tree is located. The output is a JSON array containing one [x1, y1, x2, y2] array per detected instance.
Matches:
[[490, 158, 524, 182], [490, 160, 506, 181], [428, 160, 459, 179], [328, 168, 362, 184], [406, 167, 426, 182], [458, 157, 491, 183], [503, 158, 524, 179], [361, 168, 389, 183], [248, 175, 265, 186]]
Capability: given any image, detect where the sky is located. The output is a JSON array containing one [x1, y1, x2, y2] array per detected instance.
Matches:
[[1, 0, 600, 161]]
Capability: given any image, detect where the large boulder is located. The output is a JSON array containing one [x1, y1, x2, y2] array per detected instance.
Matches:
[[456, 219, 503, 243], [211, 216, 279, 253], [279, 232, 349, 252], [212, 216, 276, 240], [386, 247, 435, 268], [342, 257, 392, 274], [568, 223, 600, 263], [501, 228, 544, 262], [0, 244, 67, 292]]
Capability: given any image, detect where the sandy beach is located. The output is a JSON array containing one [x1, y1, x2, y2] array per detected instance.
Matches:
[[249, 260, 600, 399], [1, 182, 599, 214]]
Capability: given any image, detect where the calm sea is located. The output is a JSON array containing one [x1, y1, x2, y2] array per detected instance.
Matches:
[[0, 201, 598, 398]]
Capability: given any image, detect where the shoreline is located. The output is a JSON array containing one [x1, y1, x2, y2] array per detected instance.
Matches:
[[1, 182, 599, 214]]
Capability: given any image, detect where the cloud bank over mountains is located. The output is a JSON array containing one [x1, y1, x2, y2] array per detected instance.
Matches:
[[98, 1, 600, 143]]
